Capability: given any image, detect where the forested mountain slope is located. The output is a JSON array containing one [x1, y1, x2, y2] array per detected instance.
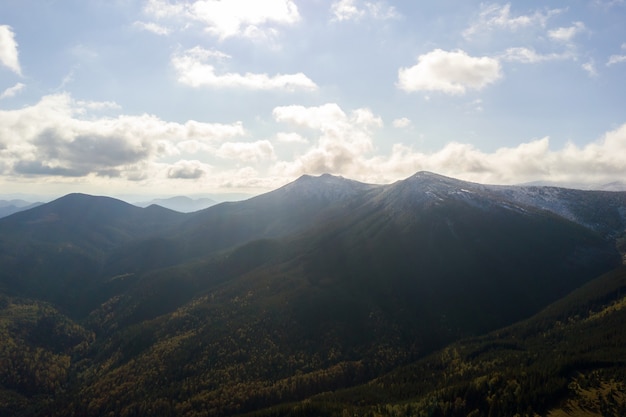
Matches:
[[0, 172, 624, 416], [287, 265, 626, 417]]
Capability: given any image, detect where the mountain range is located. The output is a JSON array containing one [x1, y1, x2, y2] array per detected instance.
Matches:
[[0, 171, 625, 417], [0, 200, 43, 219], [134, 196, 218, 213]]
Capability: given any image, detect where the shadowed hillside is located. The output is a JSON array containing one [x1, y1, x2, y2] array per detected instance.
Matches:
[[0, 172, 624, 416]]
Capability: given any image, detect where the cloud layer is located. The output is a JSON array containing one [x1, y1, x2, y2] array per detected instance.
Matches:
[[0, 94, 245, 181], [271, 103, 626, 187], [1, 1, 625, 195], [1, 95, 625, 191], [0, 25, 21, 75]]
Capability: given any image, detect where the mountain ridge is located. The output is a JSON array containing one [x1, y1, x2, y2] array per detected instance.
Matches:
[[0, 171, 625, 416]]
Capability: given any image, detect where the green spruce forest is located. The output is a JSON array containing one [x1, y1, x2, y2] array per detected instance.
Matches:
[[1, 172, 626, 417]]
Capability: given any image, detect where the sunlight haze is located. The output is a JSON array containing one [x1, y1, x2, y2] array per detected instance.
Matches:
[[1, 0, 625, 198]]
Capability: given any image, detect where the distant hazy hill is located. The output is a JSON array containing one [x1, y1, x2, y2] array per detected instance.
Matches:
[[0, 172, 625, 417], [0, 200, 43, 218], [0, 193, 186, 313], [135, 195, 218, 212]]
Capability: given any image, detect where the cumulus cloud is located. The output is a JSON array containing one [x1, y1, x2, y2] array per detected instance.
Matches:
[[463, 3, 563, 38], [392, 117, 412, 128], [0, 25, 22, 75], [144, 0, 300, 41], [379, 124, 626, 185], [331, 0, 399, 22], [0, 82, 25, 99], [397, 49, 502, 95], [269, 103, 626, 187], [167, 160, 209, 179], [217, 140, 276, 162], [272, 103, 383, 176], [0, 93, 245, 179], [2, 97, 626, 192], [171, 47, 317, 91], [548, 21, 587, 43]]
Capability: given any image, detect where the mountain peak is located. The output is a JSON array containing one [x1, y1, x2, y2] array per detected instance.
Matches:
[[406, 171, 473, 185], [262, 173, 377, 203], [295, 172, 346, 183], [368, 171, 492, 213]]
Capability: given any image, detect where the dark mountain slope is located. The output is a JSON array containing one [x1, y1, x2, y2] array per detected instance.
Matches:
[[38, 174, 622, 417], [294, 171, 619, 336], [95, 174, 377, 285], [294, 266, 626, 417], [175, 174, 378, 257], [0, 193, 184, 249], [1, 172, 625, 417], [0, 194, 185, 313]]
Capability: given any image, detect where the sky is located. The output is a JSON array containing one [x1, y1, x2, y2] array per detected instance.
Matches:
[[1, 0, 626, 199]]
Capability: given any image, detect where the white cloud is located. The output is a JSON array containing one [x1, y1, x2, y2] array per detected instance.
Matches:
[[167, 159, 210, 179], [0, 93, 245, 179], [582, 60, 598, 77], [397, 49, 502, 95], [270, 103, 626, 187], [272, 104, 382, 176], [500, 47, 573, 63], [217, 140, 276, 162], [2, 97, 626, 193], [607, 54, 626, 66], [143, 0, 186, 19], [392, 117, 412, 128], [331, 0, 399, 22], [464, 3, 563, 38], [0, 25, 22, 75], [276, 132, 308, 144], [0, 82, 25, 99], [365, 1, 401, 20], [75, 99, 122, 112], [273, 103, 348, 129], [332, 0, 364, 21], [171, 47, 317, 91], [183, 46, 232, 61], [144, 0, 300, 41], [548, 21, 586, 43], [377, 124, 626, 185], [133, 21, 170, 35]]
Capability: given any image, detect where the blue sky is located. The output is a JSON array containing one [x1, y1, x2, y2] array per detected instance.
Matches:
[[1, 0, 625, 198]]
